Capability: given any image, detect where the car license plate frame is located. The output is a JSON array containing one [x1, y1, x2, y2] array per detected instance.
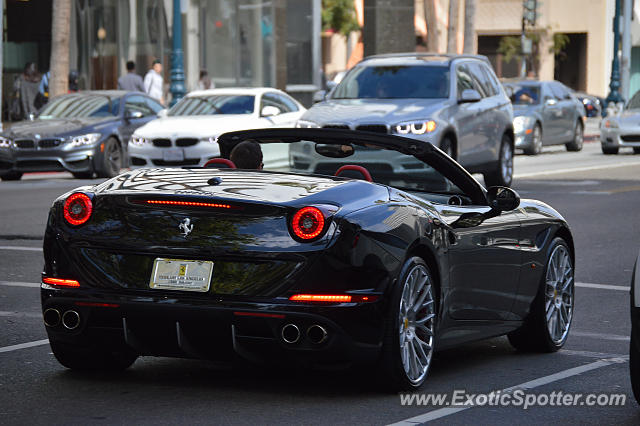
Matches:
[[162, 148, 185, 162], [149, 258, 213, 292]]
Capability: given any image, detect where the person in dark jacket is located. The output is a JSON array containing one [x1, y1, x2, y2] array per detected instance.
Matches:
[[117, 61, 145, 92]]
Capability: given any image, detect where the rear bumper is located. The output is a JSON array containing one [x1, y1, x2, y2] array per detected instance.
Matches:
[[41, 286, 384, 366]]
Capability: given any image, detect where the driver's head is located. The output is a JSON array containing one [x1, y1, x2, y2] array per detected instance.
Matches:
[[230, 140, 263, 170]]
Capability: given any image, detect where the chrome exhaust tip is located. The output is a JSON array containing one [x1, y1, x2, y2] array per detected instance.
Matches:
[[307, 324, 328, 344], [281, 323, 301, 344], [62, 310, 80, 330], [43, 308, 61, 327]]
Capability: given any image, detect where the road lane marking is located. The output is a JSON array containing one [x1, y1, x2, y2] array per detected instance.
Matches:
[[388, 356, 628, 425], [576, 282, 630, 291], [0, 311, 42, 319], [514, 160, 640, 178], [570, 331, 630, 342], [560, 350, 626, 359], [0, 281, 40, 288], [0, 339, 49, 354], [0, 246, 42, 252]]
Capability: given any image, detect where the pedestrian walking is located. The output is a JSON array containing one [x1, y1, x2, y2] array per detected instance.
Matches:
[[144, 59, 164, 105], [37, 70, 50, 108], [118, 61, 145, 92], [10, 62, 41, 121], [195, 69, 214, 91]]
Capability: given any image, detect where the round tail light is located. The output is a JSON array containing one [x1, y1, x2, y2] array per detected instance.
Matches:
[[63, 193, 93, 226], [291, 206, 325, 240]]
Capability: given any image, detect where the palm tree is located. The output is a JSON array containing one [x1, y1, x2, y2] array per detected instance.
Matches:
[[447, 0, 459, 53], [50, 0, 71, 97], [463, 0, 476, 54], [424, 0, 440, 52]]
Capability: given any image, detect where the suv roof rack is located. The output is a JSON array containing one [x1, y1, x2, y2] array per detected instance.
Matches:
[[362, 52, 490, 63]]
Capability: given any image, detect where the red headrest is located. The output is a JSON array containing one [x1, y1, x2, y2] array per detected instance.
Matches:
[[204, 158, 237, 169], [334, 165, 373, 182]]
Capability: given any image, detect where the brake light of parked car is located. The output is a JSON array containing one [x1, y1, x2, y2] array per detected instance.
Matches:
[[42, 277, 81, 288], [291, 206, 325, 240], [289, 294, 379, 303], [63, 193, 93, 226]]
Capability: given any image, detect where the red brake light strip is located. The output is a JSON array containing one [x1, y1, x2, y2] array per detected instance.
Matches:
[[42, 277, 80, 288], [145, 200, 232, 209], [289, 294, 378, 303]]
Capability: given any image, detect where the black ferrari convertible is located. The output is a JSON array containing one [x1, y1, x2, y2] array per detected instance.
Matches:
[[41, 128, 575, 390]]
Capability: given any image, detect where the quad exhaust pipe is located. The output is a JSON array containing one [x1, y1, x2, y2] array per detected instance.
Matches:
[[307, 324, 328, 344], [43, 308, 61, 327], [281, 323, 301, 344], [62, 310, 80, 330]]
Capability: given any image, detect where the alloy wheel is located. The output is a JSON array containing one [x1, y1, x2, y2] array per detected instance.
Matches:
[[532, 125, 542, 154], [501, 141, 514, 185], [398, 264, 435, 385], [544, 245, 574, 344], [107, 141, 122, 176]]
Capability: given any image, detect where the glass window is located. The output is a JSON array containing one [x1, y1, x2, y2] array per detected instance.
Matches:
[[550, 82, 571, 100], [145, 96, 164, 114], [627, 92, 640, 109], [332, 65, 450, 99], [505, 84, 541, 105], [286, 0, 313, 85], [277, 94, 299, 112], [260, 93, 297, 113], [168, 95, 255, 116], [472, 63, 500, 96], [38, 94, 119, 119], [125, 95, 155, 116], [456, 64, 478, 96]]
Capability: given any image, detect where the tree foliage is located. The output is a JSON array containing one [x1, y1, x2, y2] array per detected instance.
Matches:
[[322, 0, 360, 36], [497, 26, 571, 76]]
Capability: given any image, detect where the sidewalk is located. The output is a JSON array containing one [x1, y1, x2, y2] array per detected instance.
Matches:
[[584, 117, 601, 143]]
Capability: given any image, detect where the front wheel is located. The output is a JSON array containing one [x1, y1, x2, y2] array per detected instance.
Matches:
[[508, 237, 574, 352], [565, 122, 584, 152], [483, 134, 513, 187], [633, 147, 640, 154], [96, 137, 123, 178], [379, 257, 436, 391], [523, 124, 542, 155], [601, 145, 619, 155]]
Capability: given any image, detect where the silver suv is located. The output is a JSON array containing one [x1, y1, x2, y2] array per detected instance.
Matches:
[[299, 53, 515, 186]]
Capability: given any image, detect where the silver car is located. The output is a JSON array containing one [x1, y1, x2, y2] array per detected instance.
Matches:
[[299, 53, 515, 187], [503, 80, 586, 155], [600, 91, 640, 155]]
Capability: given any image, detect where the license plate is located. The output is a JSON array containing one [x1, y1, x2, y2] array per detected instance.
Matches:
[[163, 148, 184, 162], [149, 258, 213, 292]]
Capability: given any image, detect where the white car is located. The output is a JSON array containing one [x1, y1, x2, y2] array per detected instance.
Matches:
[[128, 88, 306, 168]]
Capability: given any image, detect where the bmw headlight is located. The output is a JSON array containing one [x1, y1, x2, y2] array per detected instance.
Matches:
[[394, 120, 437, 135], [201, 136, 218, 144], [70, 133, 101, 147], [130, 135, 150, 146], [513, 116, 535, 134], [0, 136, 12, 148], [603, 120, 619, 129], [296, 120, 320, 128]]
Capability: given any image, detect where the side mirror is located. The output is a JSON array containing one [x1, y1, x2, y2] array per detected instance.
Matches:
[[125, 110, 144, 120], [312, 90, 327, 103], [545, 98, 557, 107], [156, 109, 168, 118], [487, 186, 520, 212], [261, 105, 281, 117], [458, 89, 482, 104], [27, 113, 36, 121]]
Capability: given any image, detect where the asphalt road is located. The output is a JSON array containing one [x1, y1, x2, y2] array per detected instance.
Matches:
[[1, 139, 639, 425]]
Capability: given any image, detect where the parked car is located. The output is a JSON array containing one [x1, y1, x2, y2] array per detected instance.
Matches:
[[41, 128, 574, 390], [502, 80, 586, 155], [0, 90, 164, 181], [631, 250, 640, 404], [300, 53, 515, 187], [128, 88, 305, 168], [600, 90, 640, 155], [573, 91, 603, 118]]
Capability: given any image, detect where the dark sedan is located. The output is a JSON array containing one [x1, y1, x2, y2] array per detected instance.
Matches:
[[0, 90, 164, 180], [503, 80, 586, 155], [41, 128, 574, 391]]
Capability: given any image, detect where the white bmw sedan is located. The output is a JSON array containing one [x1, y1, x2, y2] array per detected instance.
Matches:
[[128, 88, 305, 168]]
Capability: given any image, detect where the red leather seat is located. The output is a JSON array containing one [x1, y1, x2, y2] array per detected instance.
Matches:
[[334, 165, 373, 182], [204, 158, 236, 169]]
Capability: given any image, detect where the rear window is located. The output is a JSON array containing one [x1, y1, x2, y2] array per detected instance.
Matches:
[[331, 65, 450, 99]]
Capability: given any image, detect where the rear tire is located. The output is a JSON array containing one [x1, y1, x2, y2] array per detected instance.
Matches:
[[1, 171, 23, 181], [601, 145, 619, 155], [634, 147, 640, 154], [523, 124, 542, 156], [378, 257, 436, 391], [632, 330, 640, 404], [50, 340, 137, 371], [508, 238, 574, 352], [565, 122, 584, 152], [483, 134, 513, 187], [96, 137, 122, 178], [72, 171, 94, 179]]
